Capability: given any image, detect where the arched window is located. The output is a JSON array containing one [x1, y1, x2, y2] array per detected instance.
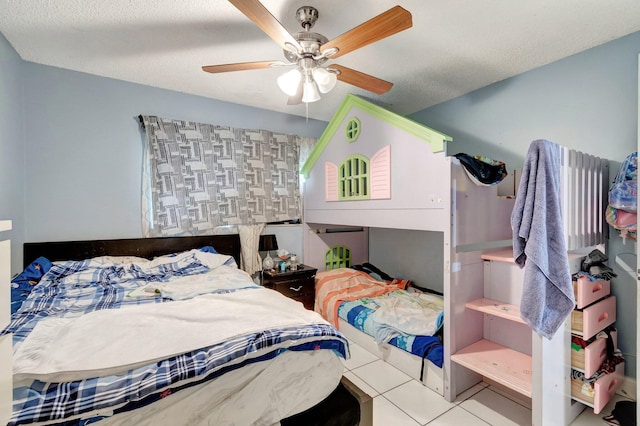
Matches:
[[339, 155, 370, 200], [325, 246, 352, 270]]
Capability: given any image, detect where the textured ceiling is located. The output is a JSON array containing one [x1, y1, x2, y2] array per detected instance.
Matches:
[[2, 0, 640, 121]]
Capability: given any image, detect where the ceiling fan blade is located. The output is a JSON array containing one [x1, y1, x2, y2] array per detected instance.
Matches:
[[320, 6, 412, 59], [331, 65, 393, 95], [228, 0, 301, 51], [202, 60, 283, 73]]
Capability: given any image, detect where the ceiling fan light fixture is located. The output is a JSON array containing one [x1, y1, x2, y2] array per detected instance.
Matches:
[[203, 3, 413, 107], [312, 67, 337, 94], [302, 80, 321, 103], [277, 68, 302, 96]]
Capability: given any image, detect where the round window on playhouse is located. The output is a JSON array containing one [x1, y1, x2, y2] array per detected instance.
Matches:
[[345, 118, 361, 142]]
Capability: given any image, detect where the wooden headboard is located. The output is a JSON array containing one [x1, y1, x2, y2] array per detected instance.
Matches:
[[23, 235, 242, 268]]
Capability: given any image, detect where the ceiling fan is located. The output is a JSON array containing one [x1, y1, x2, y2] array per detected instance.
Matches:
[[202, 0, 412, 105]]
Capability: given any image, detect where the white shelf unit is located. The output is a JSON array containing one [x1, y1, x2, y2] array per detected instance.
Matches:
[[450, 247, 586, 425], [0, 220, 12, 425], [451, 338, 532, 398], [451, 248, 533, 399]]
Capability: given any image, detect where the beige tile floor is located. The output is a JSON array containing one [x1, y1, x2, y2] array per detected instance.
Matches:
[[342, 338, 631, 425]]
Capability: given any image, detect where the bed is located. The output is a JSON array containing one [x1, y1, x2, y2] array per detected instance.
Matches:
[[314, 267, 445, 394], [301, 95, 611, 425], [300, 95, 516, 399], [3, 235, 362, 426]]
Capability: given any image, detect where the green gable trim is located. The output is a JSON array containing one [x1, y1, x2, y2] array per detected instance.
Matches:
[[301, 94, 452, 177]]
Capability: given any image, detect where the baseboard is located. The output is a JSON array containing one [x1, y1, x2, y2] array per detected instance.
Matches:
[[617, 376, 636, 401]]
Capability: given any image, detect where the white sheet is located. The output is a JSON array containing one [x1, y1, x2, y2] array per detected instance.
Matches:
[[126, 265, 258, 300], [13, 287, 330, 382], [371, 291, 443, 336]]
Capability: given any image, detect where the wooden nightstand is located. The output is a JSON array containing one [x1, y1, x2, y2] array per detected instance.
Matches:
[[262, 265, 317, 310]]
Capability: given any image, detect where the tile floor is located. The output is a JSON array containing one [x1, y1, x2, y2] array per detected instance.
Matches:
[[342, 338, 630, 425]]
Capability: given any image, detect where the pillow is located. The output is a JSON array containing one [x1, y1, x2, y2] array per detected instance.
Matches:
[[11, 256, 53, 313], [193, 251, 237, 269], [12, 256, 52, 288], [91, 255, 150, 265], [149, 246, 220, 266], [148, 249, 199, 268]]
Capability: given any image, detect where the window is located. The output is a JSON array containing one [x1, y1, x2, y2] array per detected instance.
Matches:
[[325, 246, 352, 270], [339, 155, 370, 200], [139, 115, 313, 237], [345, 118, 361, 142]]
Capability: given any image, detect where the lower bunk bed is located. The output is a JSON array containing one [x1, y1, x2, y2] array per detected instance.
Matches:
[[315, 267, 445, 396], [4, 235, 370, 426]]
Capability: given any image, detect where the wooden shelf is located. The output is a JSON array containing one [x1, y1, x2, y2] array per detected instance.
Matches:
[[480, 247, 515, 263], [451, 339, 532, 398], [465, 298, 526, 324], [0, 221, 11, 233]]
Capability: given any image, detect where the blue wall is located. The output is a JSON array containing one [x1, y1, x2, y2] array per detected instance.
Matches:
[[409, 32, 639, 169], [0, 31, 327, 274], [409, 31, 640, 380], [20, 58, 327, 244]]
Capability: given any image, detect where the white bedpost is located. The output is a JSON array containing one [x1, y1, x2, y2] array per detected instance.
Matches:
[[443, 160, 455, 402], [0, 220, 12, 425], [636, 52, 640, 426], [531, 261, 584, 425]]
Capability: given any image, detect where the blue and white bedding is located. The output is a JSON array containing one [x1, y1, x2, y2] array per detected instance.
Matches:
[[3, 249, 348, 426], [338, 289, 443, 368]]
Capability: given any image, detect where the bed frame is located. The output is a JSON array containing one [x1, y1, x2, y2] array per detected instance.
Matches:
[[20, 234, 371, 426], [23, 234, 242, 268]]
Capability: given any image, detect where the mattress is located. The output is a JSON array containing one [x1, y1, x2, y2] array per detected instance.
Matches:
[[4, 249, 349, 425], [89, 350, 345, 426]]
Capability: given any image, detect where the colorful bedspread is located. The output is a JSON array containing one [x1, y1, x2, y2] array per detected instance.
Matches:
[[315, 268, 408, 328], [338, 292, 443, 368], [2, 251, 348, 426]]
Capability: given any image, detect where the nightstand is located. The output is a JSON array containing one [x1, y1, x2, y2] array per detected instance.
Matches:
[[262, 265, 317, 310]]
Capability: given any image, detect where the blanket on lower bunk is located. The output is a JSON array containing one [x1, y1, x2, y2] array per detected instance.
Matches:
[[315, 268, 408, 328], [315, 269, 443, 367], [338, 294, 443, 368]]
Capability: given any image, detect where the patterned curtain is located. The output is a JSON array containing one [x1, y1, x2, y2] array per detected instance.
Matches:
[[238, 223, 265, 274], [139, 116, 309, 237]]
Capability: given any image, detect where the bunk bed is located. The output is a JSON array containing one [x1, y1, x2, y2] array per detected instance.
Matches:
[[3, 235, 365, 426], [301, 95, 515, 398], [302, 94, 612, 425]]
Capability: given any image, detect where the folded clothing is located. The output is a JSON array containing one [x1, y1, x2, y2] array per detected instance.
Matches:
[[580, 249, 617, 280]]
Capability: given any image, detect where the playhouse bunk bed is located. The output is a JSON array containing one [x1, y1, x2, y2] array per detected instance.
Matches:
[[302, 94, 613, 424], [301, 95, 515, 397]]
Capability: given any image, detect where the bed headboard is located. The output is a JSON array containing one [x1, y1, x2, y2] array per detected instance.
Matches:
[[23, 235, 242, 269]]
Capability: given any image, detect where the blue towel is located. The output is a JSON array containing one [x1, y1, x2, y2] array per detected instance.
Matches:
[[511, 140, 575, 339]]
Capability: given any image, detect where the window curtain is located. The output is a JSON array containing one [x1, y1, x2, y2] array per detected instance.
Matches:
[[139, 116, 309, 237], [238, 224, 265, 274]]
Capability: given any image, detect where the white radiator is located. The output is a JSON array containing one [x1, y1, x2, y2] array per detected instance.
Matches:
[[559, 147, 609, 250]]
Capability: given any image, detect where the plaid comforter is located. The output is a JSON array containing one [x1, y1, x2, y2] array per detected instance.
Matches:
[[2, 253, 348, 425]]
